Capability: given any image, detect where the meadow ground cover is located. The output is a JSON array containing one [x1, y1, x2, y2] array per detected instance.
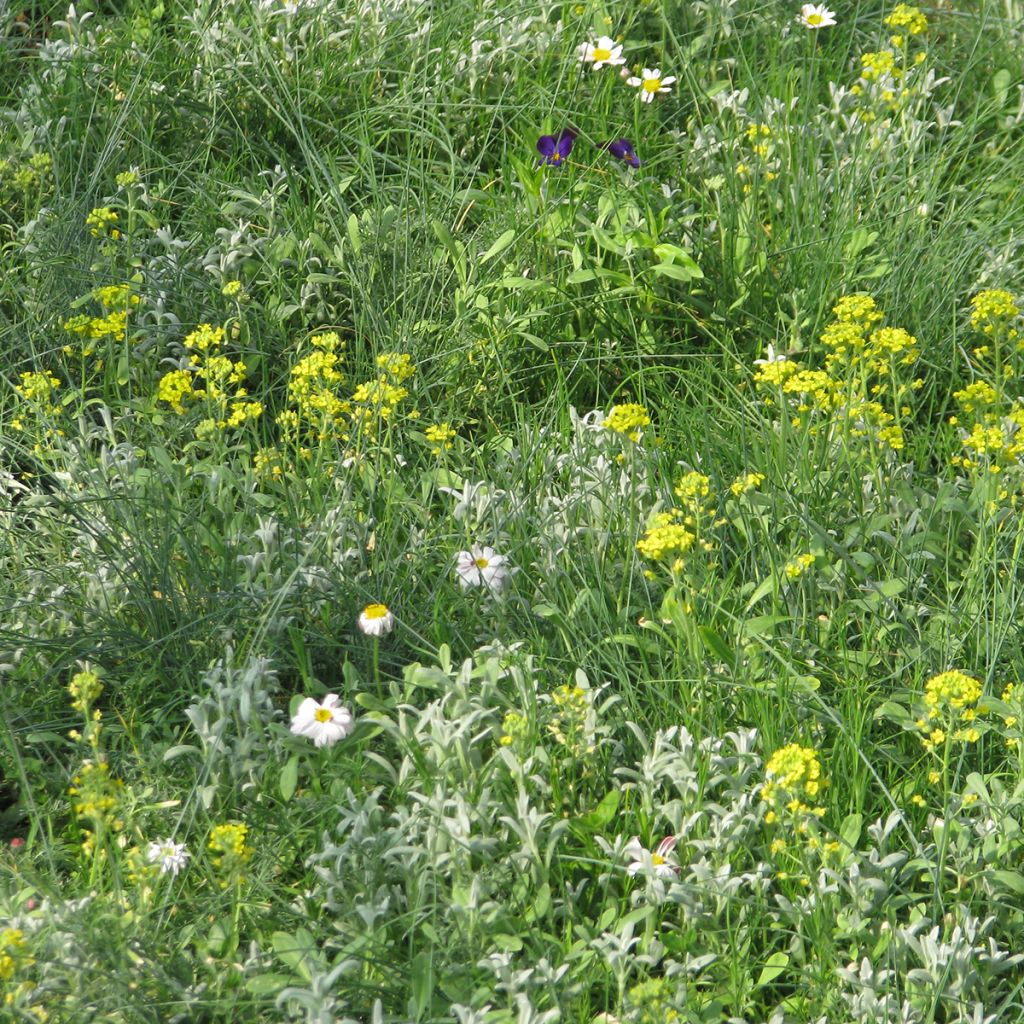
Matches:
[[2, 0, 1024, 1020]]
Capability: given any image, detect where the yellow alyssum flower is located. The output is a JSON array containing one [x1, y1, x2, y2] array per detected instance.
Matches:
[[969, 289, 1020, 341], [761, 744, 827, 820], [0, 928, 32, 982], [784, 553, 815, 579], [208, 822, 254, 885], [860, 50, 898, 82], [376, 351, 416, 381], [924, 670, 981, 710], [674, 471, 711, 503], [424, 422, 456, 453], [884, 4, 927, 36], [157, 369, 195, 413], [86, 206, 120, 238], [636, 512, 695, 562], [833, 293, 884, 326], [604, 403, 651, 441], [15, 370, 61, 405], [730, 472, 764, 496]]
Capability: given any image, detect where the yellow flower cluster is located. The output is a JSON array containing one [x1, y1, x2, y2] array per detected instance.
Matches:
[[730, 472, 764, 496], [0, 151, 52, 195], [859, 50, 898, 83], [915, 670, 983, 750], [68, 758, 124, 829], [425, 422, 456, 454], [12, 371, 63, 438], [636, 511, 696, 567], [0, 928, 31, 983], [208, 822, 254, 884], [548, 684, 594, 757], [970, 289, 1020, 336], [63, 282, 139, 350], [277, 331, 347, 444], [884, 4, 927, 36], [346, 352, 416, 438], [499, 710, 530, 749], [86, 206, 120, 239], [761, 743, 826, 824], [952, 381, 999, 417], [69, 669, 103, 714], [745, 122, 772, 158], [851, 6, 928, 117], [755, 293, 916, 451], [15, 370, 61, 407], [604, 402, 651, 441], [157, 323, 263, 436], [784, 553, 815, 579]]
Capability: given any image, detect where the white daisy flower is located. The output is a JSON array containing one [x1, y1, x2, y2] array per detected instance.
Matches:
[[146, 838, 191, 876], [455, 545, 510, 593], [578, 35, 626, 70], [290, 695, 354, 748], [797, 4, 836, 29], [624, 835, 679, 877], [358, 603, 395, 637], [754, 344, 788, 366], [626, 68, 676, 103]]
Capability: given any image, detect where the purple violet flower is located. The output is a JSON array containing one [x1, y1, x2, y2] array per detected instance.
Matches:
[[536, 129, 576, 166], [601, 138, 641, 168]]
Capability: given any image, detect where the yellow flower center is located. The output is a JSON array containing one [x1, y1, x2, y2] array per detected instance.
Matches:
[[314, 708, 333, 723], [475, 557, 490, 569], [651, 853, 665, 866], [642, 77, 661, 93], [592, 46, 611, 61], [807, 13, 823, 25], [363, 603, 389, 620]]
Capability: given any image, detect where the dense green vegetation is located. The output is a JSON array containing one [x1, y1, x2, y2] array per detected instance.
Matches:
[[3, 0, 1024, 1020]]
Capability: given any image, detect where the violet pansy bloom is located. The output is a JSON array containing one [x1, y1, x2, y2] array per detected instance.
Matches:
[[536, 129, 576, 167], [601, 138, 641, 168]]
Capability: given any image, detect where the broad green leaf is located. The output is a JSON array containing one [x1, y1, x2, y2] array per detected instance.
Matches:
[[480, 228, 516, 264], [755, 951, 789, 987], [278, 755, 299, 802]]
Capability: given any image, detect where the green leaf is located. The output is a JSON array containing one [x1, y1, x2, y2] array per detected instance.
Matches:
[[567, 268, 597, 284], [755, 951, 789, 987], [273, 928, 319, 980], [490, 933, 523, 952], [279, 755, 300, 802], [744, 574, 778, 611], [698, 626, 735, 668], [408, 951, 435, 1020], [993, 68, 1012, 107], [651, 260, 703, 282], [577, 789, 620, 831], [990, 869, 1024, 895], [480, 228, 516, 264], [245, 974, 294, 996], [839, 812, 863, 851]]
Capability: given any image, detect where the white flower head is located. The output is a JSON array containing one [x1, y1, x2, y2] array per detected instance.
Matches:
[[626, 68, 676, 103], [358, 603, 395, 637], [797, 4, 836, 29], [624, 835, 679, 877], [455, 545, 510, 593], [753, 344, 787, 366], [290, 694, 354, 748], [578, 35, 626, 70], [146, 839, 190, 876]]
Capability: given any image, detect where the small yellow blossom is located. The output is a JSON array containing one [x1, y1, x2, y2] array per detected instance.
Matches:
[[604, 403, 651, 441], [884, 4, 927, 36], [424, 422, 457, 454]]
